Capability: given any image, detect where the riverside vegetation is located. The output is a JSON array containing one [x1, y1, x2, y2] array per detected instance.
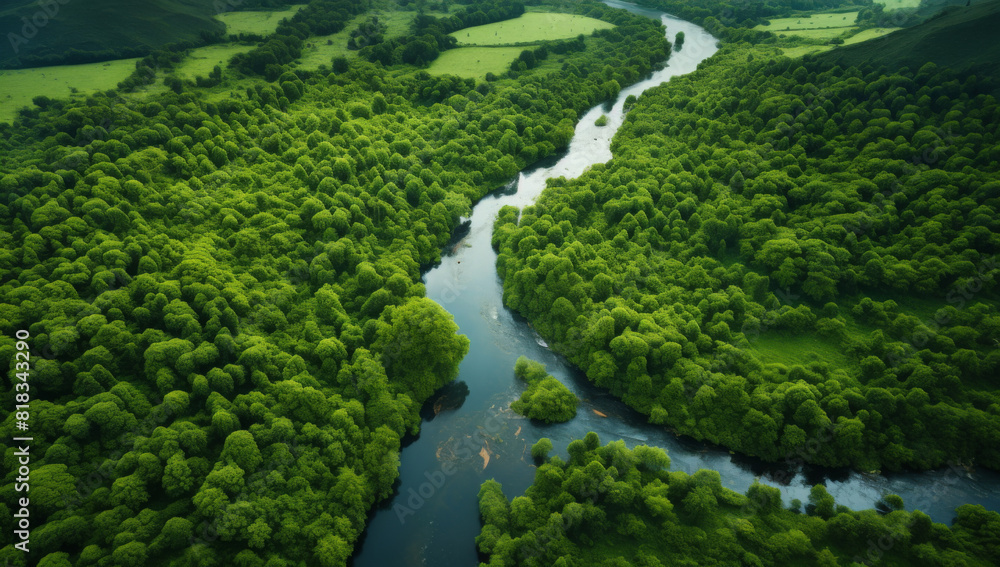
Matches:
[[482, 0, 1000, 560], [493, 39, 1000, 473], [1, 0, 998, 564], [512, 356, 578, 423], [477, 435, 1000, 566]]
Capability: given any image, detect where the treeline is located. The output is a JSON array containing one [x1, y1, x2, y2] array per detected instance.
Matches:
[[0, 4, 677, 564], [493, 45, 1000, 472], [477, 434, 1000, 566], [855, 2, 924, 28], [230, 0, 368, 78], [360, 1, 526, 66], [506, 1, 671, 80], [4, 28, 227, 70]]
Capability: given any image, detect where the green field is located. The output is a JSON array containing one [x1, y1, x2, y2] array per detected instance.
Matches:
[[780, 45, 834, 57], [875, 0, 922, 9], [843, 27, 901, 44], [755, 11, 860, 31], [297, 10, 445, 70], [780, 26, 858, 39], [427, 46, 530, 79], [0, 59, 140, 123], [747, 330, 856, 374], [174, 44, 255, 80], [451, 12, 614, 46], [216, 5, 305, 35]]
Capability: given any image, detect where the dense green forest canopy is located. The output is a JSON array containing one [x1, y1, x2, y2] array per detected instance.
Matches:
[[493, 42, 1000, 471], [0, 1, 672, 564], [477, 434, 1000, 566]]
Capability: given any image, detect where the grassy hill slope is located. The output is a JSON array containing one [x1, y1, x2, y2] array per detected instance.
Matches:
[[0, 0, 226, 68], [817, 0, 1000, 88]]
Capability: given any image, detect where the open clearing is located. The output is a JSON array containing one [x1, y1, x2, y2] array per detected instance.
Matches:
[[875, 0, 921, 9], [749, 330, 855, 372], [756, 11, 860, 31], [427, 46, 529, 79], [843, 27, 901, 44], [452, 12, 614, 46], [776, 27, 858, 40], [216, 6, 305, 35], [174, 44, 255, 79], [0, 59, 140, 124], [780, 45, 834, 57]]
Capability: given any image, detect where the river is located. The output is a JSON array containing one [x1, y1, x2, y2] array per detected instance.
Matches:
[[350, 3, 1000, 566]]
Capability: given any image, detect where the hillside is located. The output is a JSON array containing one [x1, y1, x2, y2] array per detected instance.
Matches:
[[818, 0, 1000, 89], [0, 0, 225, 69]]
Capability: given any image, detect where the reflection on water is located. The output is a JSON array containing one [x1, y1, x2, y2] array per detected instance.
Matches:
[[421, 381, 471, 421], [351, 3, 1000, 566]]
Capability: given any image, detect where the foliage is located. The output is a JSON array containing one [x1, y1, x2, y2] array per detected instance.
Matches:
[[360, 0, 526, 66], [0, 1, 679, 564], [511, 356, 577, 422], [492, 44, 1000, 471], [477, 435, 1000, 566]]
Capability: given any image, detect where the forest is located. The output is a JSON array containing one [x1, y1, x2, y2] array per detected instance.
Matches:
[[0, 1, 671, 565], [477, 434, 1000, 566], [1, 0, 999, 564], [493, 41, 1000, 472]]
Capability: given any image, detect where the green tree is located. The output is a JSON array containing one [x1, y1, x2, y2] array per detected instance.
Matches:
[[374, 297, 469, 402]]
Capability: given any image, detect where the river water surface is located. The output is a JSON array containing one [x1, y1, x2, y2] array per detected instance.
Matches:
[[351, 3, 1000, 565]]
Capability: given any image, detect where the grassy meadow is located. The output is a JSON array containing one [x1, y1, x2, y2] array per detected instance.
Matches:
[[216, 5, 306, 35], [173, 44, 255, 80], [296, 14, 368, 70], [0, 59, 140, 123], [750, 330, 856, 371], [758, 9, 900, 55], [755, 11, 859, 41], [875, 0, 922, 9], [427, 46, 530, 79], [451, 12, 614, 46], [779, 45, 834, 57], [842, 27, 901, 44], [777, 27, 857, 39], [756, 11, 860, 31]]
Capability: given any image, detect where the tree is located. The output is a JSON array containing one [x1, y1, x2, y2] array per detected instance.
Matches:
[[162, 453, 194, 497], [222, 430, 263, 472], [511, 377, 577, 423], [111, 541, 148, 567], [532, 438, 554, 460], [683, 485, 718, 521], [808, 484, 836, 519], [374, 298, 469, 402]]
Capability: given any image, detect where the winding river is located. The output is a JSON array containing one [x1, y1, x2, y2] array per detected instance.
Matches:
[[352, 3, 1000, 565]]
